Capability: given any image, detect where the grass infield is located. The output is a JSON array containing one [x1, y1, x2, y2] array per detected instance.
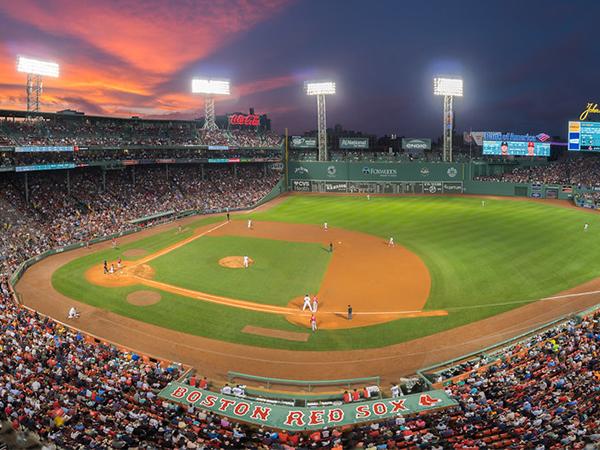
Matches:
[[51, 195, 600, 351]]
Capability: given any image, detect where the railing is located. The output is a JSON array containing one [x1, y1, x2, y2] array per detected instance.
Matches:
[[228, 371, 380, 392]]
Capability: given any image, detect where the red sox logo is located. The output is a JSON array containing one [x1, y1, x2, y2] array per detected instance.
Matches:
[[418, 394, 442, 407]]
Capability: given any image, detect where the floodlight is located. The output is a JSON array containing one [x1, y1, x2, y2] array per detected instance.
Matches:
[[433, 77, 463, 97], [17, 56, 59, 78], [191, 78, 230, 95], [305, 81, 336, 96]]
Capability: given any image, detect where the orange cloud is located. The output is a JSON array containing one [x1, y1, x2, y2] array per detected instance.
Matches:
[[0, 0, 294, 117]]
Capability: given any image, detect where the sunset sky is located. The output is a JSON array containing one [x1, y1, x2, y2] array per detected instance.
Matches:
[[0, 0, 597, 136]]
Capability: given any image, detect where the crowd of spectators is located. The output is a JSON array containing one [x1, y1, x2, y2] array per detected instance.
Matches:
[[0, 165, 280, 276], [1, 267, 598, 448], [476, 158, 600, 188], [0, 119, 282, 150]]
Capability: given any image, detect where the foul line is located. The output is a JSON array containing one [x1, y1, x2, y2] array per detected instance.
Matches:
[[133, 221, 228, 266]]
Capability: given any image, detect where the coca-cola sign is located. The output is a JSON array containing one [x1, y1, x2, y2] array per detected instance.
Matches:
[[229, 114, 260, 127]]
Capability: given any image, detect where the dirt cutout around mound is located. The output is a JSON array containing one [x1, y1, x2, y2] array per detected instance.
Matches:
[[85, 220, 439, 329], [219, 256, 254, 268], [127, 291, 161, 306]]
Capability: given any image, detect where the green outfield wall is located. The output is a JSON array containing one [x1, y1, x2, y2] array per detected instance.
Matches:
[[287, 161, 573, 200]]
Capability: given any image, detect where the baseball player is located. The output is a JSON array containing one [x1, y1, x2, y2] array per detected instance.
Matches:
[[310, 314, 317, 332], [109, 264, 115, 274], [103, 260, 108, 275], [312, 296, 319, 312], [324, 222, 328, 231], [112, 238, 117, 249], [243, 255, 249, 268], [584, 223, 589, 232], [117, 257, 122, 269], [68, 307, 79, 319], [302, 294, 312, 311], [481, 200, 486, 207], [388, 237, 394, 247], [367, 194, 370, 201], [247, 219, 252, 229]]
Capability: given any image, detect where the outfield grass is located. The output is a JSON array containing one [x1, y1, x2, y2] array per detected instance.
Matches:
[[51, 195, 600, 351], [148, 235, 331, 305]]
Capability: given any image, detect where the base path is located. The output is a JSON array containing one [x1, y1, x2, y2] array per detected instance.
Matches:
[[14, 195, 600, 385]]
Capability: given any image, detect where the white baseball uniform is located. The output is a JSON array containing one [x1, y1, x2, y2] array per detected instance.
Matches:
[[243, 256, 249, 268], [324, 222, 328, 231], [247, 219, 252, 229], [584, 223, 589, 231], [388, 237, 394, 246], [302, 295, 312, 311], [312, 297, 318, 312]]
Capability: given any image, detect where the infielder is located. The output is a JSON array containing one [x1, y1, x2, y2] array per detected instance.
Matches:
[[310, 314, 317, 332], [243, 255, 249, 268], [312, 296, 319, 312], [302, 294, 312, 311], [324, 222, 328, 231], [247, 219, 252, 229], [388, 237, 394, 247]]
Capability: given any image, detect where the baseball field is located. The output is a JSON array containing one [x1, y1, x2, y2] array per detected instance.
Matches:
[[41, 194, 600, 358]]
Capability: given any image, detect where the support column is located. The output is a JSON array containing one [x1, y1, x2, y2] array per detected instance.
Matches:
[[24, 173, 29, 204], [166, 164, 169, 180], [201, 164, 205, 180], [132, 166, 136, 185], [264, 163, 267, 177], [233, 164, 237, 178], [101, 168, 106, 193], [443, 95, 454, 162], [66, 170, 71, 196], [317, 94, 328, 161]]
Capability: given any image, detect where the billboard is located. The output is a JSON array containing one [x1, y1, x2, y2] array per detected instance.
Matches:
[[568, 121, 600, 152], [290, 136, 317, 148], [339, 137, 369, 149], [228, 114, 260, 127], [402, 138, 431, 151], [160, 382, 456, 432], [482, 141, 550, 156], [15, 146, 74, 153]]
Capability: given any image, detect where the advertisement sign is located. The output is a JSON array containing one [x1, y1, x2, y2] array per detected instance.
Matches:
[[339, 137, 369, 149], [483, 132, 549, 143], [290, 136, 317, 148], [402, 138, 431, 151], [15, 163, 76, 172], [292, 180, 311, 191], [160, 382, 456, 432], [579, 102, 600, 121], [15, 145, 74, 153], [229, 114, 260, 127], [325, 182, 348, 192], [568, 121, 600, 152], [483, 141, 550, 156], [208, 145, 230, 151]]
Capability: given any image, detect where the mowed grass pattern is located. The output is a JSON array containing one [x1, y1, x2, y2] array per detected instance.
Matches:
[[148, 235, 331, 305], [51, 196, 600, 351]]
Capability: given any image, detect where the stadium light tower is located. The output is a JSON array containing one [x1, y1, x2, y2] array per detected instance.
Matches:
[[305, 81, 336, 161], [433, 77, 463, 162], [17, 56, 60, 113], [192, 78, 230, 131]]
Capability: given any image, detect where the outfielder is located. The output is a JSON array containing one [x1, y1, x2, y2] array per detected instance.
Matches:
[[243, 255, 249, 268], [302, 294, 312, 311], [584, 223, 589, 232]]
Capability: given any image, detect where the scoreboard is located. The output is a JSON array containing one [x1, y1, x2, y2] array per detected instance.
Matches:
[[568, 121, 600, 152], [483, 140, 550, 156]]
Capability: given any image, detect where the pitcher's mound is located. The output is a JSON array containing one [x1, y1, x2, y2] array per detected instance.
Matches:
[[219, 256, 254, 268], [127, 291, 161, 306]]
